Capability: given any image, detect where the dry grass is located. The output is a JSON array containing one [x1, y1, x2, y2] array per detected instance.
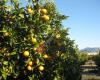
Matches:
[[82, 74, 100, 80]]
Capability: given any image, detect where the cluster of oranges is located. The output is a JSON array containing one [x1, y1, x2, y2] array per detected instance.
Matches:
[[23, 51, 45, 71], [27, 7, 49, 21], [17, 6, 49, 72], [23, 47, 48, 71], [40, 8, 49, 21], [27, 61, 33, 71], [27, 60, 44, 71]]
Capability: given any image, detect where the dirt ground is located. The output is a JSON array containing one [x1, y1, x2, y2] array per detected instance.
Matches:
[[82, 60, 100, 80]]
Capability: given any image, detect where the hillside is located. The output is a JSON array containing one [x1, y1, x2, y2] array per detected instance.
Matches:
[[81, 47, 100, 53]]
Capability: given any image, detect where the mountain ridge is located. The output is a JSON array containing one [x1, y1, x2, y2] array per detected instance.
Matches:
[[80, 47, 100, 53]]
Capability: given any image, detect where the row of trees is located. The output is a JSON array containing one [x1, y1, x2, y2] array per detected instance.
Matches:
[[79, 51, 100, 73], [93, 51, 100, 72], [0, 0, 82, 80]]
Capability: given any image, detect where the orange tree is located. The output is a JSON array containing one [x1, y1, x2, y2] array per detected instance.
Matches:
[[0, 0, 81, 80]]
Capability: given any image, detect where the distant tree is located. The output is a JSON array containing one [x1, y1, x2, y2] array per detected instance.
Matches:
[[78, 52, 89, 65]]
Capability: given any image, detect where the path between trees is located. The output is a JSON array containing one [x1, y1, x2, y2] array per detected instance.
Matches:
[[81, 60, 100, 80]]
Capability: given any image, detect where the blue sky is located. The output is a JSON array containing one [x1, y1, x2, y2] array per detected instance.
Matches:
[[55, 0, 100, 49]]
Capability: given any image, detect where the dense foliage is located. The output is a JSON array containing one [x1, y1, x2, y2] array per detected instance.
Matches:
[[93, 51, 100, 72], [0, 0, 81, 80], [78, 52, 89, 65]]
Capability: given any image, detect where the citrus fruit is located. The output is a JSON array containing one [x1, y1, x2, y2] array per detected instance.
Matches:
[[27, 65, 32, 71], [38, 65, 44, 71], [23, 51, 29, 57], [4, 32, 9, 37], [32, 37, 37, 44], [28, 61, 33, 66], [43, 54, 48, 59], [41, 15, 49, 21], [40, 8, 47, 14], [27, 8, 34, 14]]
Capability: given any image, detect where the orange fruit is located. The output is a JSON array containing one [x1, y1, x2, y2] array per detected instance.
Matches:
[[33, 47, 37, 51], [28, 61, 33, 66], [4, 32, 9, 37], [23, 51, 29, 57], [27, 8, 34, 14], [41, 15, 49, 21], [43, 54, 48, 59], [40, 9, 47, 14], [38, 65, 44, 71], [27, 65, 32, 71], [32, 37, 37, 44]]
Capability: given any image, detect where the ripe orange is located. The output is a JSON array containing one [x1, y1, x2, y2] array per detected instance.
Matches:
[[32, 37, 37, 44], [40, 9, 47, 14], [4, 32, 9, 37], [27, 8, 34, 14], [41, 15, 49, 21], [27, 65, 32, 71], [28, 61, 33, 66], [43, 54, 48, 59], [23, 51, 29, 57], [38, 65, 44, 71], [33, 47, 37, 51]]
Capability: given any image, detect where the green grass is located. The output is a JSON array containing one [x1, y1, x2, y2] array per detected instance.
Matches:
[[82, 74, 100, 80]]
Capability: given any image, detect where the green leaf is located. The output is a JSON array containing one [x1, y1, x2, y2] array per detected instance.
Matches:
[[11, 51, 17, 55], [3, 61, 8, 66], [9, 66, 13, 73], [34, 43, 39, 48], [4, 0, 8, 3], [2, 73, 7, 80], [11, 0, 18, 3], [19, 14, 24, 18], [0, 30, 7, 33], [20, 25, 28, 29], [39, 62, 44, 65], [0, 53, 3, 57], [28, 75, 34, 80]]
